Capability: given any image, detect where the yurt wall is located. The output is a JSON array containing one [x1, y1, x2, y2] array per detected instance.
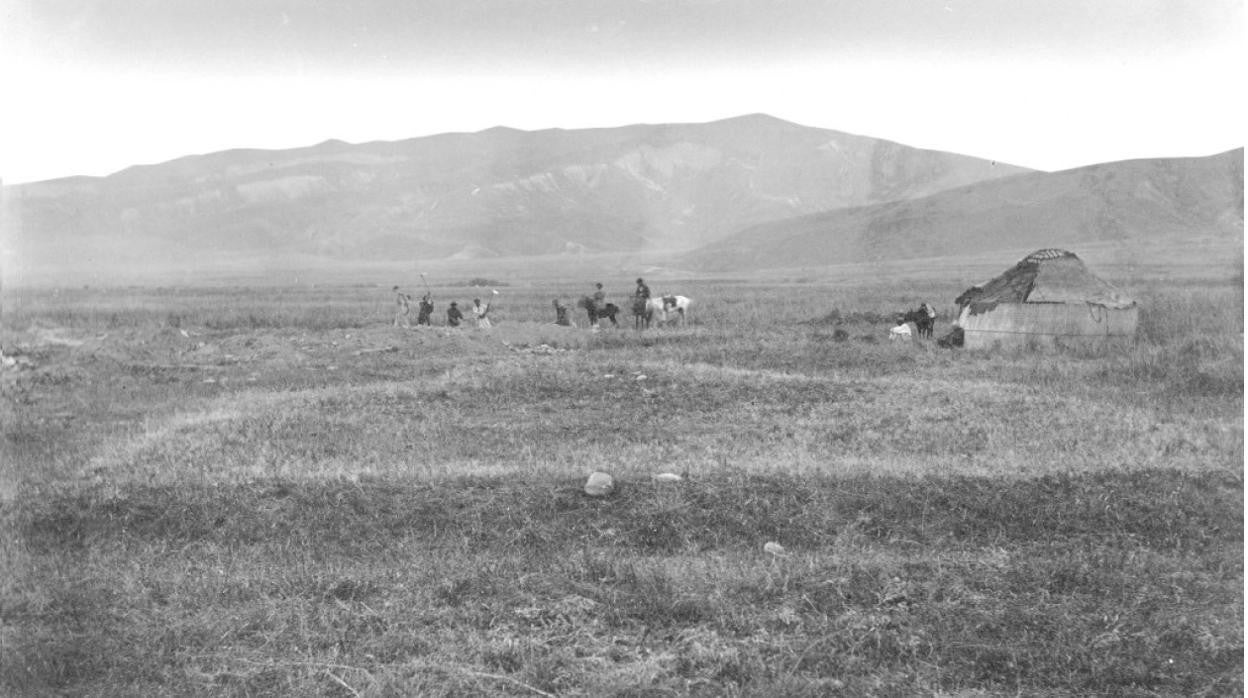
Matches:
[[959, 302, 1140, 350]]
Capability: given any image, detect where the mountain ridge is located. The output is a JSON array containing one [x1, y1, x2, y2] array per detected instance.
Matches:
[[7, 116, 1238, 285], [4, 115, 1032, 280], [681, 148, 1244, 271]]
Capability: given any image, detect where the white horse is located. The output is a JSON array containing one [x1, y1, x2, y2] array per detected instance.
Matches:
[[647, 295, 692, 327]]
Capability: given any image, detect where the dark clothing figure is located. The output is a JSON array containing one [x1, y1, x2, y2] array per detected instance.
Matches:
[[586, 283, 607, 327], [631, 278, 651, 329], [553, 299, 571, 326], [937, 327, 965, 348], [446, 302, 463, 327], [416, 295, 434, 325], [634, 278, 651, 301]]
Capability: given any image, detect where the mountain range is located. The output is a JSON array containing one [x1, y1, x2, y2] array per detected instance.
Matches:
[[684, 147, 1244, 271], [3, 115, 1026, 276], [1, 114, 1241, 281]]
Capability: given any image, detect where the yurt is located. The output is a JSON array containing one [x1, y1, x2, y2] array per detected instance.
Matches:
[[952, 249, 1138, 350]]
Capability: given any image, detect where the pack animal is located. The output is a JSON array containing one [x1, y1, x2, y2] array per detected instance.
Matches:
[[577, 297, 619, 327], [631, 297, 652, 330], [648, 295, 692, 327], [900, 308, 935, 339]]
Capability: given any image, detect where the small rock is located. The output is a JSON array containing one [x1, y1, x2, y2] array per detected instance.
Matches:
[[652, 473, 683, 483], [584, 471, 615, 497], [763, 541, 788, 557]]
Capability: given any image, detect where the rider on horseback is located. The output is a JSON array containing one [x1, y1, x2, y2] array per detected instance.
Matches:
[[588, 282, 607, 326]]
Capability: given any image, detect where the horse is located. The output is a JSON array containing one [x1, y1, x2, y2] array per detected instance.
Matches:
[[577, 296, 619, 327], [900, 308, 935, 339], [631, 297, 652, 329], [645, 295, 691, 327]]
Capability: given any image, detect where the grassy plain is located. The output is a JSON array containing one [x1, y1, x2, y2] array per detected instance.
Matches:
[[1, 261, 1242, 696]]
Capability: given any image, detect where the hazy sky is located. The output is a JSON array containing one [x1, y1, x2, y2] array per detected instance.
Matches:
[[2, 0, 1243, 183]]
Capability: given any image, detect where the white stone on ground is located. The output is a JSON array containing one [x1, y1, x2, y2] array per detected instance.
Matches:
[[584, 471, 615, 496], [763, 541, 788, 557]]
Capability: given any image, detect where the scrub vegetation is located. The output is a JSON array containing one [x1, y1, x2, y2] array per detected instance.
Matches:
[[2, 270, 1241, 696]]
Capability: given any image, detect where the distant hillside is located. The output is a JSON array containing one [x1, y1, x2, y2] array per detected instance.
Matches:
[[2, 115, 1029, 280], [683, 149, 1244, 271]]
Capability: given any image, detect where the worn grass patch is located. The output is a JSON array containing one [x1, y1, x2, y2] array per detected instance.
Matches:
[[4, 471, 1241, 696], [2, 275, 1241, 695]]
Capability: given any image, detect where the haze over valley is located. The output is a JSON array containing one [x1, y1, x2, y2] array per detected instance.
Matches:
[[2, 115, 1241, 285]]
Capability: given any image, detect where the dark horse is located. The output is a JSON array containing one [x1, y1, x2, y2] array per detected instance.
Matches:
[[901, 308, 935, 339], [631, 297, 652, 330], [577, 297, 620, 327]]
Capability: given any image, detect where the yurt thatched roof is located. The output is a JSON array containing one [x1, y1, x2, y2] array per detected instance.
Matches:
[[955, 249, 1135, 316]]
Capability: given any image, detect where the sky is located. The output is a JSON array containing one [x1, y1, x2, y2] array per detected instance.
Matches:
[[1, 0, 1244, 184]]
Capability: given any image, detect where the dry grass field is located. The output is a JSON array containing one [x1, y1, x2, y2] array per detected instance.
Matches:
[[1, 265, 1242, 696]]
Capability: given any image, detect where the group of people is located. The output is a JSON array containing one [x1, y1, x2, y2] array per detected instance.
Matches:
[[393, 286, 496, 329], [398, 279, 936, 337], [555, 278, 651, 328], [396, 278, 655, 330], [890, 302, 938, 340]]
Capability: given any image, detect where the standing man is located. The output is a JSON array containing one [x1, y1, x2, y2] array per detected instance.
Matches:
[[393, 286, 413, 327], [632, 278, 652, 329], [634, 278, 651, 301], [416, 294, 434, 325], [446, 301, 463, 327]]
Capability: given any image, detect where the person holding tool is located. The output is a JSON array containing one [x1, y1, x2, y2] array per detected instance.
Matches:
[[471, 289, 499, 329], [393, 286, 413, 327], [415, 273, 435, 325]]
